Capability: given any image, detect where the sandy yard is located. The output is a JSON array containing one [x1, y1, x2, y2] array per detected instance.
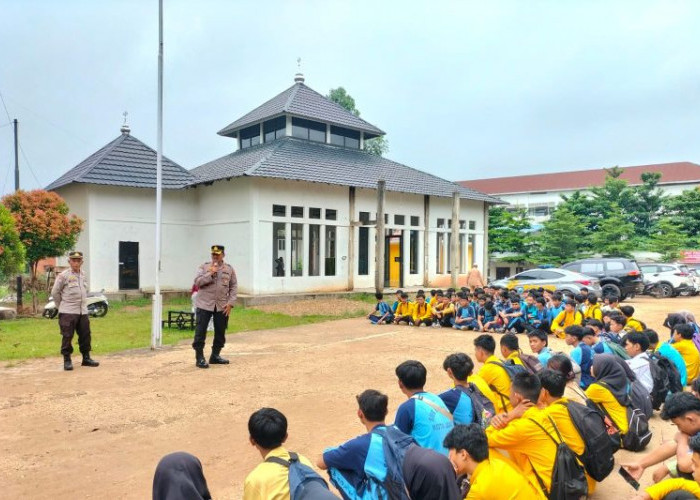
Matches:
[[1, 296, 697, 499]]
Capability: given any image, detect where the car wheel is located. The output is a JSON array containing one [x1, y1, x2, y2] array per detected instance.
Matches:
[[657, 283, 673, 298], [601, 284, 621, 298]]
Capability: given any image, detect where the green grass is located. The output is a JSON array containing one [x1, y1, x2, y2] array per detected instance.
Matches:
[[0, 297, 366, 362]]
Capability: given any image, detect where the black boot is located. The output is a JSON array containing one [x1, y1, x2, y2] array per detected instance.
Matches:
[[195, 349, 209, 369], [64, 355, 73, 371], [209, 348, 229, 365], [81, 353, 99, 367]]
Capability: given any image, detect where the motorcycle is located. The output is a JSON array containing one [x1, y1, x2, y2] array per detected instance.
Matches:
[[43, 291, 109, 319]]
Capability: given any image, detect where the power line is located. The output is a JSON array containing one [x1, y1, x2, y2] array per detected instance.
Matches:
[[0, 121, 12, 129], [0, 89, 12, 121], [18, 142, 41, 188]]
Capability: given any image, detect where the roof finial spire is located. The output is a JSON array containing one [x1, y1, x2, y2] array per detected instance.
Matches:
[[120, 111, 130, 135], [294, 57, 305, 83]]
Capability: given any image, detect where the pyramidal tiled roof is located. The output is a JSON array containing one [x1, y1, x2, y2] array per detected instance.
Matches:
[[191, 137, 503, 203], [217, 81, 385, 138], [46, 131, 197, 191]]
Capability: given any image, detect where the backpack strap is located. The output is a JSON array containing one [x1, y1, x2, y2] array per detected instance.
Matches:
[[412, 394, 454, 421], [527, 458, 549, 497], [526, 416, 563, 446], [264, 451, 299, 468]]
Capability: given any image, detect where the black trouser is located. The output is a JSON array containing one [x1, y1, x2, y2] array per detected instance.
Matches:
[[59, 313, 91, 356], [192, 307, 228, 351]]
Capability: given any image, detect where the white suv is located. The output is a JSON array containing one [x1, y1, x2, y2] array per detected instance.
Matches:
[[639, 263, 695, 297]]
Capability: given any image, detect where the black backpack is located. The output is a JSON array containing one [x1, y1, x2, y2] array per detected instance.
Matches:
[[557, 400, 615, 482], [487, 360, 528, 409], [528, 415, 588, 500], [629, 379, 654, 420], [519, 351, 544, 375], [456, 383, 496, 428], [597, 382, 652, 452], [648, 352, 683, 410]]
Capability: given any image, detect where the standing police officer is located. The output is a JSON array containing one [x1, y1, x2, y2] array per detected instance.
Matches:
[[192, 245, 237, 368], [51, 251, 100, 371]]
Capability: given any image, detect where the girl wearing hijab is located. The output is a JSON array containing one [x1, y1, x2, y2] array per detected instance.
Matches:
[[153, 452, 212, 500], [585, 354, 633, 435]]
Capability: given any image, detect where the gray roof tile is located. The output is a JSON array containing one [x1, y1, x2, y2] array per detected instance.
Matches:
[[190, 137, 503, 203], [217, 82, 384, 137], [47, 133, 197, 191]]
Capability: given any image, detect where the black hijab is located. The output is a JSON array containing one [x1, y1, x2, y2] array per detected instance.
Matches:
[[591, 354, 630, 406], [153, 452, 212, 500], [402, 445, 462, 500]]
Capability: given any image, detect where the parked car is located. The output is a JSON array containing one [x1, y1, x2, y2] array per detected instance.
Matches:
[[689, 268, 700, 295], [561, 258, 644, 300], [639, 262, 696, 297], [489, 268, 602, 295]]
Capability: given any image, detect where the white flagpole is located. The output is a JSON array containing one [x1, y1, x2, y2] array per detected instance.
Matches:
[[151, 0, 164, 349]]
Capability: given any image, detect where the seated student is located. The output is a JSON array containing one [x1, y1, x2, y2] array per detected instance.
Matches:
[[522, 294, 539, 329], [394, 360, 454, 455], [607, 312, 629, 339], [528, 329, 553, 365], [500, 333, 525, 365], [551, 299, 583, 339], [499, 298, 526, 333], [602, 295, 621, 314], [433, 293, 456, 328], [410, 294, 433, 327], [440, 352, 497, 425], [368, 292, 393, 325], [153, 452, 212, 500], [392, 292, 413, 325], [547, 354, 585, 403], [647, 329, 687, 387], [564, 325, 594, 389], [585, 319, 615, 354], [623, 392, 700, 485], [584, 295, 603, 321], [244, 408, 315, 500], [530, 296, 549, 331], [620, 305, 645, 332], [453, 294, 478, 331], [625, 331, 653, 393], [585, 354, 634, 438], [574, 293, 587, 316], [485, 372, 558, 497], [474, 334, 519, 412], [427, 289, 438, 306], [477, 300, 499, 332], [443, 424, 542, 499], [633, 433, 700, 500], [672, 324, 700, 383], [391, 289, 403, 313]]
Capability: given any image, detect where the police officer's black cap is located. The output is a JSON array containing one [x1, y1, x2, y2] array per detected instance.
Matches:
[[211, 245, 224, 255]]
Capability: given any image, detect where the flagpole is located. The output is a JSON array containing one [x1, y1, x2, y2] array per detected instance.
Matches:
[[151, 0, 164, 348]]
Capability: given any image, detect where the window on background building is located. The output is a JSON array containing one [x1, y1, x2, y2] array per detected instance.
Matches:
[[359, 211, 370, 225], [410, 230, 419, 274], [291, 223, 303, 277], [436, 233, 445, 274], [263, 116, 286, 143], [325, 226, 336, 276], [291, 206, 304, 218], [325, 209, 337, 220], [309, 207, 321, 219], [240, 124, 261, 149], [358, 227, 369, 275], [384, 214, 389, 224], [272, 222, 286, 277], [410, 216, 420, 227], [459, 220, 466, 229], [468, 220, 476, 230], [448, 219, 452, 229], [394, 215, 405, 225], [291, 117, 326, 142], [437, 218, 445, 228], [468, 234, 476, 268], [272, 204, 286, 217], [329, 125, 360, 149], [309, 225, 320, 276]]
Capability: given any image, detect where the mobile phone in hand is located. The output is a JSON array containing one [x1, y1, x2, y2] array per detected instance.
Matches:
[[618, 466, 640, 490]]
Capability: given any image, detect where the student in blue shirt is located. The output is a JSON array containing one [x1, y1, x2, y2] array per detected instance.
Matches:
[[477, 300, 499, 332], [394, 360, 454, 455], [453, 294, 478, 331], [565, 325, 594, 389], [368, 292, 393, 325], [527, 329, 553, 365], [546, 292, 565, 333], [646, 329, 688, 386], [498, 298, 526, 333], [438, 353, 475, 424], [586, 319, 616, 354]]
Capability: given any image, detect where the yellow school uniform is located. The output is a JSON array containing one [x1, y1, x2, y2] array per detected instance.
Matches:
[[441, 302, 455, 316], [625, 317, 644, 332], [644, 478, 700, 500], [551, 310, 583, 338], [395, 301, 413, 317], [584, 382, 628, 433], [467, 374, 500, 414], [673, 339, 700, 382], [411, 303, 432, 323], [584, 303, 602, 321], [467, 454, 545, 500], [478, 355, 515, 412], [486, 406, 558, 496], [243, 447, 314, 500], [506, 352, 524, 365]]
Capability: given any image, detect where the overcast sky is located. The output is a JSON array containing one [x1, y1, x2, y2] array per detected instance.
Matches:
[[1, 0, 699, 195]]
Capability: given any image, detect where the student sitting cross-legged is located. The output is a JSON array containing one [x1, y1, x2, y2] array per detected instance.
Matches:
[[584, 354, 636, 440], [392, 292, 413, 325], [439, 353, 497, 426], [410, 294, 433, 327], [647, 329, 687, 387], [367, 292, 394, 325], [672, 324, 700, 384], [318, 389, 460, 500], [443, 423, 542, 499], [551, 299, 583, 339], [633, 433, 700, 500], [394, 360, 454, 455], [452, 293, 479, 331], [624, 331, 654, 393]]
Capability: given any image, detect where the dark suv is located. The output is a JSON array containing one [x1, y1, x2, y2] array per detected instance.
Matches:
[[562, 258, 644, 300]]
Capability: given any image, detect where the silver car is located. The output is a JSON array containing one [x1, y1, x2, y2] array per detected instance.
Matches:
[[490, 268, 602, 295]]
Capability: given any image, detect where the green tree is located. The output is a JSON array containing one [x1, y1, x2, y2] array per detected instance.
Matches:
[[327, 87, 389, 156], [663, 188, 700, 243], [590, 203, 636, 257], [650, 217, 688, 261], [488, 206, 531, 261], [0, 204, 25, 277], [629, 172, 667, 238], [587, 167, 636, 232], [529, 206, 589, 265]]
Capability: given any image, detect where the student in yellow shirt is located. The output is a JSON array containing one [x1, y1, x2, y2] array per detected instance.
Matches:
[[410, 294, 433, 327], [485, 372, 558, 497], [551, 299, 583, 339], [583, 295, 603, 322], [633, 433, 700, 500], [474, 334, 516, 412], [672, 324, 700, 383], [585, 354, 633, 435], [392, 292, 413, 325], [620, 305, 645, 332], [243, 408, 316, 500], [444, 423, 543, 499]]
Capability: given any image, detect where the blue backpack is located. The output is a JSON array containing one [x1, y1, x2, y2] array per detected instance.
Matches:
[[375, 426, 414, 500], [266, 452, 339, 500]]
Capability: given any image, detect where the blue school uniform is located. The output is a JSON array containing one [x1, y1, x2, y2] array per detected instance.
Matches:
[[394, 392, 453, 455], [438, 387, 474, 424], [547, 304, 564, 324], [503, 306, 526, 332], [454, 304, 478, 329], [593, 341, 613, 355], [479, 307, 497, 325], [537, 346, 553, 366], [369, 301, 393, 324], [570, 343, 594, 389]]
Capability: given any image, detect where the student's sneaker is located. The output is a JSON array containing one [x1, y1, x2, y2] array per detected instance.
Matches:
[[432, 323, 440, 329], [460, 326, 469, 331], [452, 324, 459, 329], [495, 327, 505, 333]]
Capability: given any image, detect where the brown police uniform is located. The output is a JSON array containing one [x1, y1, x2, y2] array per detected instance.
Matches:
[[192, 245, 237, 367]]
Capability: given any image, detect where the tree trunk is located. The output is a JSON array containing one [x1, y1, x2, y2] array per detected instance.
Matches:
[[31, 260, 38, 314]]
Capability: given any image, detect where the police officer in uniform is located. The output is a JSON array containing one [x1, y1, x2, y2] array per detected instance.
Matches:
[[51, 251, 100, 371], [192, 245, 238, 368]]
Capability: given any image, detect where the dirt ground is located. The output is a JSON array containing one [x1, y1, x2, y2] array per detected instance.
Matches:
[[0, 296, 697, 499], [253, 298, 369, 316]]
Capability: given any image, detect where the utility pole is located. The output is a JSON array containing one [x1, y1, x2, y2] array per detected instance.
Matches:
[[374, 179, 385, 293], [14, 119, 22, 312], [450, 190, 460, 289]]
